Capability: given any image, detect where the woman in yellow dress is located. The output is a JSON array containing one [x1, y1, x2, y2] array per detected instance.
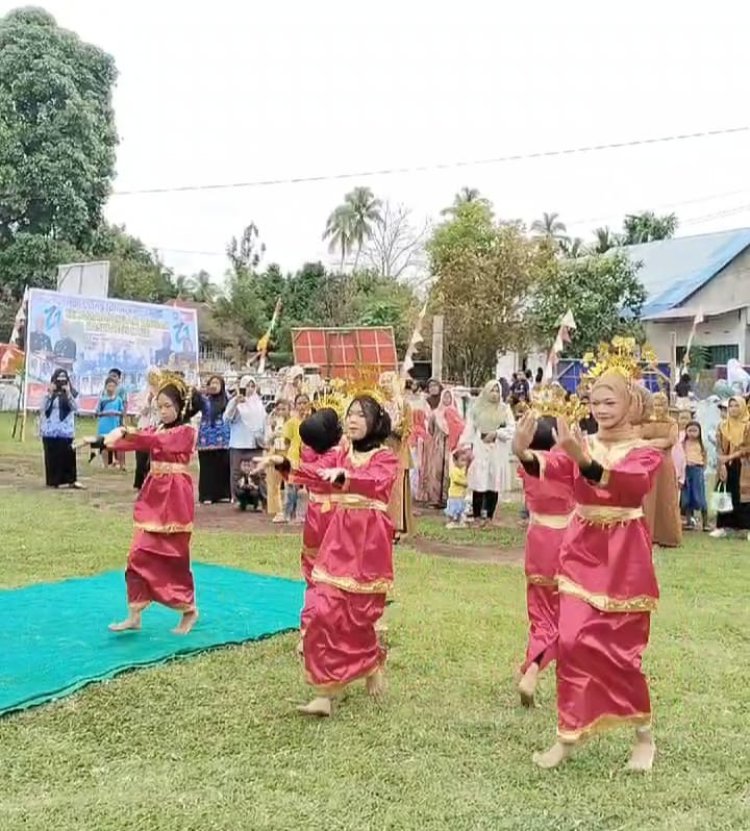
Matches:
[[640, 391, 682, 547]]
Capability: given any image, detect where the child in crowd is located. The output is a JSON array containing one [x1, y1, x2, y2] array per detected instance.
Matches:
[[236, 458, 264, 512], [445, 447, 471, 529], [93, 376, 126, 468], [681, 421, 710, 531], [282, 393, 312, 523], [267, 398, 291, 522]]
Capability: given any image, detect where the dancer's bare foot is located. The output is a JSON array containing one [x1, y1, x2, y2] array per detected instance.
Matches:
[[366, 668, 387, 701], [109, 614, 141, 632], [518, 663, 539, 708], [532, 741, 573, 769], [626, 729, 656, 772], [297, 696, 333, 717], [172, 609, 199, 635]]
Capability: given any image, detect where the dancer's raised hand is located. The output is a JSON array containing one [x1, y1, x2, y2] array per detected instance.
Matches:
[[553, 418, 587, 464], [512, 411, 537, 458]]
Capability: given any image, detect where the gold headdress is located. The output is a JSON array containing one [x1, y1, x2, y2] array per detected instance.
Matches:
[[530, 382, 587, 424], [341, 365, 387, 406], [582, 336, 656, 383], [147, 368, 193, 418]]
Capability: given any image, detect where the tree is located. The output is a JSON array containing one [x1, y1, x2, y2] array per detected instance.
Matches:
[[227, 222, 265, 272], [531, 212, 569, 246], [345, 186, 382, 269], [441, 187, 492, 217], [560, 237, 586, 258], [528, 251, 647, 356], [190, 269, 220, 304], [428, 201, 556, 386], [89, 223, 176, 304], [0, 8, 118, 251], [622, 211, 678, 244], [362, 201, 428, 279], [592, 226, 620, 254], [323, 187, 382, 270]]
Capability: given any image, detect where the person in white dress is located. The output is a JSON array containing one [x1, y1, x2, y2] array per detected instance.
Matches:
[[459, 380, 515, 522]]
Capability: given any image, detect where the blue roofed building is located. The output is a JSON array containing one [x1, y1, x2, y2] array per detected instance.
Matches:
[[621, 228, 750, 367]]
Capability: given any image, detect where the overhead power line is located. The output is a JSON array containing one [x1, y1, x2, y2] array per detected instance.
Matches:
[[111, 126, 750, 197]]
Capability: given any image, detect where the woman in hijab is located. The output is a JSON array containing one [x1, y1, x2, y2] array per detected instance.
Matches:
[[421, 379, 448, 505], [513, 368, 663, 772], [224, 375, 267, 502], [425, 389, 466, 507], [712, 395, 750, 538], [640, 391, 682, 547], [459, 380, 515, 523], [39, 368, 83, 489], [197, 375, 232, 504]]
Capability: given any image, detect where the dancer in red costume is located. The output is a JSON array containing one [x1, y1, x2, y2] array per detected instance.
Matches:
[[82, 372, 202, 635], [513, 356, 663, 772], [291, 395, 398, 716], [516, 415, 574, 707]]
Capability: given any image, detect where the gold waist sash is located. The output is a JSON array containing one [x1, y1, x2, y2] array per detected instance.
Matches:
[[308, 491, 388, 513], [529, 511, 573, 530], [150, 462, 191, 476], [575, 505, 643, 527]]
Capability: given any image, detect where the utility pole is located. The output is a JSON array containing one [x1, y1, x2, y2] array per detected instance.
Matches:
[[432, 314, 444, 381]]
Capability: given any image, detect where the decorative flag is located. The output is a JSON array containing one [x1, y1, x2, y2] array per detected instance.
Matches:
[[256, 298, 282, 373], [543, 309, 576, 382], [401, 300, 429, 378], [680, 308, 704, 374]]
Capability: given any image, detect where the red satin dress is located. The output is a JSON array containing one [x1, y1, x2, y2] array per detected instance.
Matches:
[[112, 425, 197, 611], [283, 445, 341, 632], [533, 439, 662, 743], [518, 467, 575, 673], [299, 446, 398, 695]]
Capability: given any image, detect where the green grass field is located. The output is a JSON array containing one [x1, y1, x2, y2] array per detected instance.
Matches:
[[0, 414, 748, 830]]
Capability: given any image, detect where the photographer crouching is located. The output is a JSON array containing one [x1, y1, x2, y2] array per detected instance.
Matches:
[[40, 369, 84, 490]]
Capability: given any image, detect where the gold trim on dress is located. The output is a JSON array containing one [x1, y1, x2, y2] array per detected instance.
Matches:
[[575, 504, 643, 526], [348, 447, 387, 468], [150, 462, 191, 475], [307, 491, 389, 513], [557, 711, 652, 744], [311, 565, 392, 595], [526, 574, 558, 587], [301, 545, 318, 558], [529, 511, 572, 530], [135, 521, 194, 534], [587, 436, 646, 467], [530, 450, 547, 479], [557, 575, 657, 613]]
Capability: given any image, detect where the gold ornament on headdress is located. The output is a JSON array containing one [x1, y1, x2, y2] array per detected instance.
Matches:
[[340, 365, 387, 406], [530, 382, 587, 424], [147, 368, 193, 418], [582, 336, 655, 383]]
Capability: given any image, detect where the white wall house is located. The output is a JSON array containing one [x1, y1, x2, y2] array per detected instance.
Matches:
[[623, 228, 750, 368]]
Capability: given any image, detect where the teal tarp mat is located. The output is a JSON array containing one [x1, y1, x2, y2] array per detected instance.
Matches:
[[0, 563, 303, 715]]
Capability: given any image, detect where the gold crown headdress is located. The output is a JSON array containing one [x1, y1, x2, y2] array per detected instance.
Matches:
[[582, 337, 656, 383], [530, 382, 587, 424], [339, 365, 387, 406], [147, 368, 193, 417]]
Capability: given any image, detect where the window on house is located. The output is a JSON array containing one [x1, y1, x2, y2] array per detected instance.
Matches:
[[676, 344, 739, 369]]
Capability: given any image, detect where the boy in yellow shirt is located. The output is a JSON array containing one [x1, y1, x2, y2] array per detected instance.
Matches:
[[282, 393, 312, 523], [445, 447, 471, 529]]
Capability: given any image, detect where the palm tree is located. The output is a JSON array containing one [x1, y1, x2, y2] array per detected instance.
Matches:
[[323, 203, 356, 270], [173, 274, 192, 300], [345, 186, 382, 269], [560, 237, 586, 258], [191, 270, 219, 304], [531, 212, 569, 244], [441, 186, 489, 216], [592, 226, 621, 254]]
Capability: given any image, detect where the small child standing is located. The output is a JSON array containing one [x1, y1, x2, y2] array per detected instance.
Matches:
[[445, 448, 471, 529], [236, 458, 264, 512], [681, 421, 710, 531], [282, 393, 311, 524], [93, 377, 125, 468]]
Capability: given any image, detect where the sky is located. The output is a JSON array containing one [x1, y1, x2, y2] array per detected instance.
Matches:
[[4, 0, 750, 283]]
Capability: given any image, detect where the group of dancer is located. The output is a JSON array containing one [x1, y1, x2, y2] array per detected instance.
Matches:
[[74, 342, 747, 771]]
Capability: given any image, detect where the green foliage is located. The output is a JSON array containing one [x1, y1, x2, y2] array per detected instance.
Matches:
[[428, 202, 556, 386], [528, 251, 647, 356], [622, 211, 678, 244], [323, 187, 383, 269], [0, 8, 118, 249]]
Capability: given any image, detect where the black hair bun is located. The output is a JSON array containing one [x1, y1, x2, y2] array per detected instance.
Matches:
[[300, 408, 342, 454], [530, 415, 557, 452]]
